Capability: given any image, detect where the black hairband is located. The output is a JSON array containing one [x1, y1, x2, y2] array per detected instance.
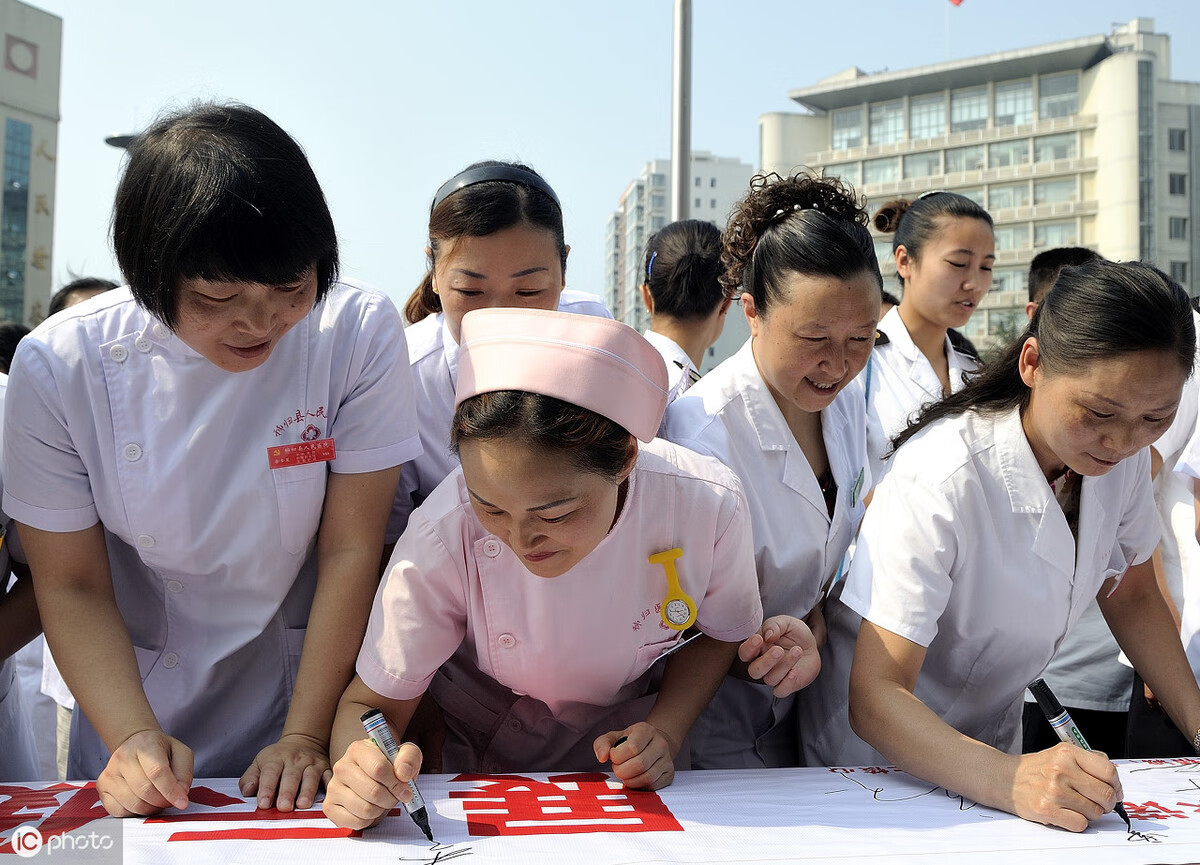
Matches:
[[430, 165, 562, 213]]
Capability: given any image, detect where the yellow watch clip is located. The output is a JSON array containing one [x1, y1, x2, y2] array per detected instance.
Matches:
[[649, 547, 697, 631]]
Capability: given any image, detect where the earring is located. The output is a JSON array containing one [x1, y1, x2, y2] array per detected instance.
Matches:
[[431, 285, 439, 295]]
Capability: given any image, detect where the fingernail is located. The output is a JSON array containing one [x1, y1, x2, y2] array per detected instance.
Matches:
[[259, 797, 269, 808]]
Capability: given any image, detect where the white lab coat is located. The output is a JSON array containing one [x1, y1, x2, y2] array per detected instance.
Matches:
[[2, 282, 421, 779], [664, 339, 870, 767], [806, 406, 1159, 766], [0, 373, 40, 782], [642, 330, 698, 401], [386, 291, 611, 542], [861, 305, 979, 484]]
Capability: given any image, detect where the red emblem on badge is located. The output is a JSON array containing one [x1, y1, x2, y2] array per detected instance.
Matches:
[[301, 424, 322, 442]]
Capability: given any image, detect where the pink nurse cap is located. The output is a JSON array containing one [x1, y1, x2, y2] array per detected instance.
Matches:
[[455, 308, 670, 443]]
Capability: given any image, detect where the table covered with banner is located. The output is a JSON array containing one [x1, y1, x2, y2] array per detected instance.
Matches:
[[5, 759, 1200, 863]]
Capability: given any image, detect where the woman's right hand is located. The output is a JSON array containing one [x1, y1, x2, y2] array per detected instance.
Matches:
[[322, 738, 423, 830], [1011, 743, 1123, 832], [97, 729, 193, 817]]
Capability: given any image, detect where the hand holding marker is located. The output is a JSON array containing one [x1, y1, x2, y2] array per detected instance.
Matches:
[[1028, 678, 1130, 829], [360, 709, 435, 841]]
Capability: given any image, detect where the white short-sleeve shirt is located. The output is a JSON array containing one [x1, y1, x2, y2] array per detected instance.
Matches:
[[386, 290, 611, 541], [3, 281, 421, 778], [807, 406, 1158, 765], [861, 305, 979, 483], [359, 438, 763, 737]]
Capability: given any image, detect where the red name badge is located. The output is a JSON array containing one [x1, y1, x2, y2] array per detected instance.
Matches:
[[267, 438, 336, 469]]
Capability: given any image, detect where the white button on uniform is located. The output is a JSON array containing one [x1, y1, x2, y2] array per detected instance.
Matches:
[[135, 336, 152, 353], [123, 443, 142, 461], [498, 633, 516, 648], [137, 534, 155, 548], [153, 324, 170, 340], [109, 344, 128, 362], [482, 539, 502, 558], [162, 653, 179, 669], [166, 580, 183, 594]]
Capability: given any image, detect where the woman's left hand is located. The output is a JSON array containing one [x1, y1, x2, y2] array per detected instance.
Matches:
[[738, 615, 821, 698], [594, 722, 677, 790], [239, 732, 332, 811]]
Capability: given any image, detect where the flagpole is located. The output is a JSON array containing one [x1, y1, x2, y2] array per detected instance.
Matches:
[[945, 0, 951, 60]]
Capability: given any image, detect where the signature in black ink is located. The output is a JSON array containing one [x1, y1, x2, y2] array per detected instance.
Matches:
[[398, 842, 474, 863], [1127, 829, 1164, 843], [841, 773, 982, 811]]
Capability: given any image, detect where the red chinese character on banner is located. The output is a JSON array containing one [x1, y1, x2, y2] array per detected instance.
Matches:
[[1124, 801, 1189, 820], [0, 784, 107, 852], [449, 773, 683, 837], [861, 766, 890, 775]]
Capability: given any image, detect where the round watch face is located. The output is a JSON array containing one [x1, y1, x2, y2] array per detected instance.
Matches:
[[664, 598, 691, 625]]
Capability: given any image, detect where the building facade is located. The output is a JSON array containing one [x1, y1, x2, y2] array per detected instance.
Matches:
[[604, 151, 753, 371], [0, 0, 59, 326], [760, 17, 1200, 348]]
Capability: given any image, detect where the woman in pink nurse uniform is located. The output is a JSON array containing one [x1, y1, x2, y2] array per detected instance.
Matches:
[[323, 309, 818, 830]]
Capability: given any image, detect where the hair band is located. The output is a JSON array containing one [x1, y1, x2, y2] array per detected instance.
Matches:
[[431, 165, 562, 214]]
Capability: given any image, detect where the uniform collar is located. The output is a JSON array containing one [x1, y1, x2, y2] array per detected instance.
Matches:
[[440, 314, 461, 385], [993, 406, 1051, 514], [879, 305, 973, 388], [642, 330, 692, 373]]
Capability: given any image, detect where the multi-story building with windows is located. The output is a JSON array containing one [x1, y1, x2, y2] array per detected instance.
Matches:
[[760, 17, 1200, 348], [605, 151, 753, 371], [1, 0, 59, 325]]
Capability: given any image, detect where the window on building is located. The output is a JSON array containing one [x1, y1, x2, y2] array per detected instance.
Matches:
[[651, 174, 666, 187], [1170, 216, 1188, 239], [994, 224, 1029, 251], [989, 139, 1030, 167], [1033, 133, 1077, 162], [903, 151, 941, 179], [992, 268, 1028, 296], [827, 162, 861, 186], [909, 94, 946, 140], [988, 309, 1023, 338], [1034, 220, 1078, 248], [945, 144, 985, 173], [958, 187, 986, 205], [863, 156, 900, 184], [988, 182, 1030, 210], [651, 194, 665, 208], [694, 176, 701, 187], [1171, 261, 1189, 285], [870, 100, 905, 145], [1170, 129, 1188, 152], [1039, 72, 1079, 119], [2, 118, 32, 325], [694, 197, 701, 208], [651, 216, 666, 231], [994, 79, 1034, 127], [1170, 173, 1188, 195], [710, 198, 717, 209], [874, 239, 894, 265], [950, 86, 988, 133], [832, 107, 864, 149], [710, 177, 717, 187], [1033, 178, 1076, 205]]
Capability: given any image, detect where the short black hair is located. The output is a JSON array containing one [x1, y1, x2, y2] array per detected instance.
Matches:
[[0, 321, 29, 373], [47, 277, 118, 318], [112, 102, 338, 330], [1028, 246, 1102, 304]]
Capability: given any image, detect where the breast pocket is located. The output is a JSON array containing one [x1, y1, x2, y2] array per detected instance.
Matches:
[[272, 463, 328, 554], [631, 636, 682, 682]]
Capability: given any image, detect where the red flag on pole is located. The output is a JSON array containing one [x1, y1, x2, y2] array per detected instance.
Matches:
[[948, 0, 964, 5]]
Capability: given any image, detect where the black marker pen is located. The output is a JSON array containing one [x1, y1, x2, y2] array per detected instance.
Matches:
[[360, 708, 435, 841], [1029, 678, 1131, 829]]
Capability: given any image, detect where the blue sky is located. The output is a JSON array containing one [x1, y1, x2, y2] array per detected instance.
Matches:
[[28, 0, 1200, 311]]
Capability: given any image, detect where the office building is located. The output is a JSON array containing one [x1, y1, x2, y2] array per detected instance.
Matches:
[[760, 17, 1200, 348], [0, 0, 59, 325], [604, 151, 753, 371]]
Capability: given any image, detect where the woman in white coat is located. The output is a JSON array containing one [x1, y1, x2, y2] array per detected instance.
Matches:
[[665, 171, 881, 768], [387, 162, 610, 544], [822, 260, 1200, 832], [638, 219, 731, 402], [3, 104, 419, 816], [864, 192, 994, 482]]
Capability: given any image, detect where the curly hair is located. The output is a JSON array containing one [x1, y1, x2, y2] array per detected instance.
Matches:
[[721, 170, 880, 315]]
